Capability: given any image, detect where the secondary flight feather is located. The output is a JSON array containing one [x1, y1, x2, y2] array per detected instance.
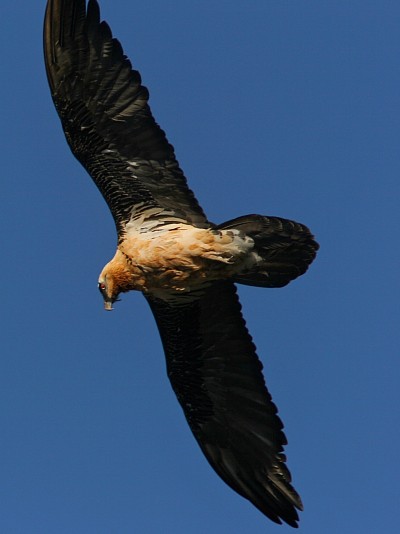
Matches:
[[44, 0, 319, 527]]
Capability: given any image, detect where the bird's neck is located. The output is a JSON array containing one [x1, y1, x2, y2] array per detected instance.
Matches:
[[107, 249, 147, 293]]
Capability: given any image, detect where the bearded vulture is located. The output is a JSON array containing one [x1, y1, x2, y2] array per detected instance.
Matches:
[[44, 0, 318, 527]]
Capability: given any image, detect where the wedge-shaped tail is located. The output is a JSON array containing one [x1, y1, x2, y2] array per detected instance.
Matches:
[[218, 214, 319, 288]]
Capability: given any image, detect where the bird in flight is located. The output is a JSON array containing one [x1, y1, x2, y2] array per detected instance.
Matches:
[[44, 0, 318, 527]]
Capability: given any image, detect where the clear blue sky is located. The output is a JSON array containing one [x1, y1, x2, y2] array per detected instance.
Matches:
[[1, 1, 399, 532]]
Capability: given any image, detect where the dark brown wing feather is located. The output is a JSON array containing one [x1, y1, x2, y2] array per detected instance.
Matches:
[[44, 0, 208, 234], [146, 282, 303, 528]]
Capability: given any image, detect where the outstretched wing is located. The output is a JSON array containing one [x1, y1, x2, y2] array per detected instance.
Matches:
[[146, 282, 303, 528], [44, 0, 208, 234]]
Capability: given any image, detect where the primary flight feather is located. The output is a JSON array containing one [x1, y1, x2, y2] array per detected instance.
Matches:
[[44, 0, 318, 527]]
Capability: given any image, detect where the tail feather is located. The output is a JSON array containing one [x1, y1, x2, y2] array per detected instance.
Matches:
[[218, 214, 319, 288]]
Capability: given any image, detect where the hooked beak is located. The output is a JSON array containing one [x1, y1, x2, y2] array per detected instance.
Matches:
[[104, 300, 113, 311]]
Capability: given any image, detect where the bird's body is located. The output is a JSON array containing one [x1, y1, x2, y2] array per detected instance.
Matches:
[[104, 222, 256, 298], [44, 0, 319, 527]]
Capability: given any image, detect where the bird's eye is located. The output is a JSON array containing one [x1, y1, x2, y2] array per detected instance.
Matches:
[[98, 282, 106, 291]]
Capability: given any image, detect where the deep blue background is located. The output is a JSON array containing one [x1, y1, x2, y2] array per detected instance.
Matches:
[[1, 1, 399, 532]]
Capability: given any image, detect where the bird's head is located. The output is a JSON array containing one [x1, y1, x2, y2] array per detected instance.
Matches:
[[98, 253, 137, 310], [98, 271, 120, 311], [98, 247, 144, 310]]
